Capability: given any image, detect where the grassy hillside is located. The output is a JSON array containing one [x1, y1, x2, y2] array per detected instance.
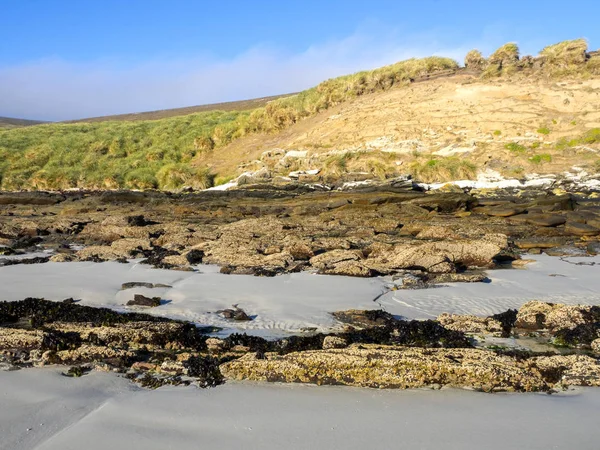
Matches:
[[0, 39, 599, 191], [0, 56, 458, 190]]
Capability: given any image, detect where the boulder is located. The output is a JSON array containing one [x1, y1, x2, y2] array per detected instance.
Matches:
[[217, 305, 252, 321], [127, 294, 161, 307]]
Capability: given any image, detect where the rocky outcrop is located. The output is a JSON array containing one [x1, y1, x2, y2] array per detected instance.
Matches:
[[367, 234, 507, 273], [515, 301, 600, 335], [221, 345, 548, 392]]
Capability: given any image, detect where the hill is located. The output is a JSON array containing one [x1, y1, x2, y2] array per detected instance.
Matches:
[[0, 39, 599, 191], [64, 94, 295, 123], [0, 117, 47, 129]]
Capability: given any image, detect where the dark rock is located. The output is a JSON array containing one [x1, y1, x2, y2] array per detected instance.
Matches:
[[554, 323, 600, 347], [121, 282, 155, 290], [217, 305, 252, 321], [100, 191, 151, 204], [185, 249, 204, 265], [332, 309, 398, 328], [0, 256, 50, 267], [529, 195, 575, 212], [0, 192, 65, 205], [408, 193, 476, 213], [489, 309, 518, 337], [126, 215, 157, 226], [127, 294, 161, 307], [0, 298, 174, 327], [138, 246, 180, 269], [182, 356, 224, 387], [11, 236, 43, 249]]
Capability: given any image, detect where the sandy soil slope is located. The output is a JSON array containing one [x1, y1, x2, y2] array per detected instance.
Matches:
[[202, 74, 600, 179]]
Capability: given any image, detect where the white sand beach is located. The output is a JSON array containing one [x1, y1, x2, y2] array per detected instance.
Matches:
[[2, 254, 600, 449], [2, 368, 600, 450], [0, 254, 599, 336]]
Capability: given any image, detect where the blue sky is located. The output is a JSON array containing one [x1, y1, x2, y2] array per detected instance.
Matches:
[[1, 0, 598, 121]]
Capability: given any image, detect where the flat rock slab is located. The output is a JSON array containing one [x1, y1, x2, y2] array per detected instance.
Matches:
[[544, 246, 588, 257], [515, 239, 563, 249], [474, 206, 526, 217], [525, 214, 567, 227], [565, 222, 600, 236]]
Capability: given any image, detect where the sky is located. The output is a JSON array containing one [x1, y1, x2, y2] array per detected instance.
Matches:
[[1, 0, 598, 121]]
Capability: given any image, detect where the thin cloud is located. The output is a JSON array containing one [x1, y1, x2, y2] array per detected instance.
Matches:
[[0, 27, 499, 121]]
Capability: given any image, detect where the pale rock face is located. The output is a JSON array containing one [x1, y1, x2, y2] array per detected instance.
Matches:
[[516, 301, 595, 331]]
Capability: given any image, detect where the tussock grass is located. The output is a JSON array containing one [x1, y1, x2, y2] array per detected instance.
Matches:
[[409, 157, 477, 183], [540, 39, 588, 67], [0, 111, 242, 190], [464, 50, 487, 70], [489, 43, 520, 66]]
